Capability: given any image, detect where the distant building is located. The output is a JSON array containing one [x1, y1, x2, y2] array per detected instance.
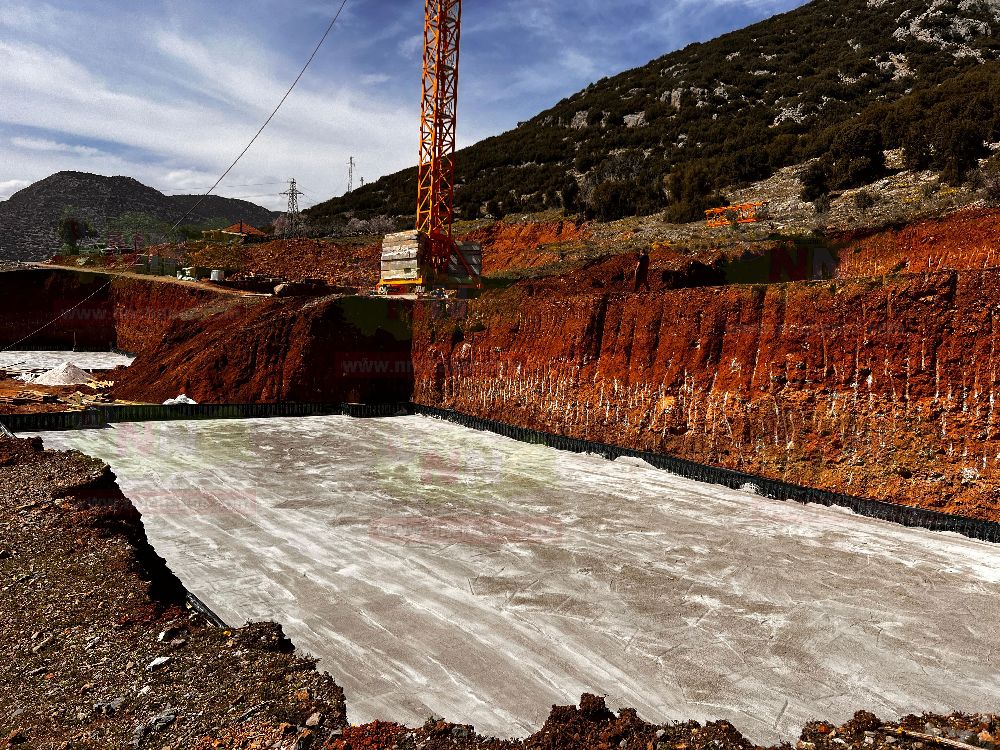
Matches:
[[202, 222, 267, 242]]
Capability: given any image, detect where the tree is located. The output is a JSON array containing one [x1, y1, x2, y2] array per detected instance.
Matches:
[[828, 122, 884, 188], [982, 156, 1000, 204], [560, 177, 581, 214], [591, 180, 638, 221], [934, 118, 987, 184], [106, 212, 175, 251], [57, 208, 93, 254], [902, 125, 932, 171], [663, 164, 715, 223], [799, 161, 830, 203]]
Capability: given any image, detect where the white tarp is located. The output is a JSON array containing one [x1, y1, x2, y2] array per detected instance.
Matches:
[[163, 394, 198, 405]]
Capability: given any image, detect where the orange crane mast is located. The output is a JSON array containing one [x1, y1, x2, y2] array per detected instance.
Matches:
[[379, 0, 481, 293], [417, 0, 461, 272]]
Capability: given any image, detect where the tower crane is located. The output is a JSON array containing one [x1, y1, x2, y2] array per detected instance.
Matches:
[[379, 0, 482, 294]]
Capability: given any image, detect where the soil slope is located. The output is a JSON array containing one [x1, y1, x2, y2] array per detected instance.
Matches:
[[0, 435, 346, 749]]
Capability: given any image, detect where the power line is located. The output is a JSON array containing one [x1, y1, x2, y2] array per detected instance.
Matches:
[[167, 182, 287, 194], [169, 0, 351, 230], [1, 281, 113, 353], [3, 2, 350, 352]]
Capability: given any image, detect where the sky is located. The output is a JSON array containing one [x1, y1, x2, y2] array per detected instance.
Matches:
[[0, 0, 807, 212]]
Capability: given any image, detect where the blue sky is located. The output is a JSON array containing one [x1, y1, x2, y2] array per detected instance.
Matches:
[[0, 0, 806, 211]]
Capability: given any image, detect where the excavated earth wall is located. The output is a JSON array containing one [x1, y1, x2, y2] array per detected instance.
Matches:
[[0, 269, 219, 353], [412, 269, 1000, 521], [111, 294, 414, 405], [6, 262, 999, 520], [0, 269, 414, 406]]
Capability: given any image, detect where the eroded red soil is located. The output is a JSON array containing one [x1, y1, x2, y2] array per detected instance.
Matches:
[[412, 268, 1000, 521], [459, 220, 589, 275], [835, 206, 1000, 278]]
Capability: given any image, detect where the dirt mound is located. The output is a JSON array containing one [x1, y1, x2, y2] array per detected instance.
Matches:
[[835, 206, 1000, 278], [459, 220, 589, 275], [32, 362, 91, 386], [187, 238, 382, 289]]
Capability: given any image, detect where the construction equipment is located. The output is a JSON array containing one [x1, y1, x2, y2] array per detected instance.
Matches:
[[379, 0, 482, 294], [704, 201, 769, 227]]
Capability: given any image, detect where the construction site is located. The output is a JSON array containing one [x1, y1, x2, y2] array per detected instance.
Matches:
[[4, 0, 1000, 748]]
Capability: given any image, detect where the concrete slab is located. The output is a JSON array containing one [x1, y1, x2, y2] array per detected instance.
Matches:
[[33, 415, 1000, 742]]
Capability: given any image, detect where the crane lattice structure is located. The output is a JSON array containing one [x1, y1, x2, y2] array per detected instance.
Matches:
[[280, 178, 303, 237], [377, 0, 480, 293], [416, 0, 475, 277]]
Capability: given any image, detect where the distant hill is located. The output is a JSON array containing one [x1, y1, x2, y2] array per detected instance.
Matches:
[[308, 0, 1000, 225], [0, 172, 278, 261]]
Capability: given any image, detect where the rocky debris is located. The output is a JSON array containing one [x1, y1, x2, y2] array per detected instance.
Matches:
[[145, 655, 172, 671], [185, 237, 382, 290], [315, 696, 999, 750], [0, 374, 116, 414], [0, 434, 347, 748]]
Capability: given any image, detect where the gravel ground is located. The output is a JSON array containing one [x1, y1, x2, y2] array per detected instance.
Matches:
[[0, 435, 347, 749]]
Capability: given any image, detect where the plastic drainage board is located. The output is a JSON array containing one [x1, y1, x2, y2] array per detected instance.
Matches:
[[410, 404, 1000, 545]]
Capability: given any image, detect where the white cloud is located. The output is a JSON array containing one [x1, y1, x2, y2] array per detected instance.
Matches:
[[11, 137, 106, 158], [399, 33, 423, 59], [361, 73, 392, 86], [0, 179, 31, 200], [0, 24, 419, 211]]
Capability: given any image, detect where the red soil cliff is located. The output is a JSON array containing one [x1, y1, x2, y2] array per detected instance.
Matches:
[[112, 295, 414, 405], [412, 268, 1000, 520]]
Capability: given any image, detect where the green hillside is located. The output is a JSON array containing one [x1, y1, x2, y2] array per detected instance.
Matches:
[[307, 0, 1000, 226]]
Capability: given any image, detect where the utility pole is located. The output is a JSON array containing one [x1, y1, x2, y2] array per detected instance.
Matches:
[[280, 178, 302, 237], [347, 156, 355, 193]]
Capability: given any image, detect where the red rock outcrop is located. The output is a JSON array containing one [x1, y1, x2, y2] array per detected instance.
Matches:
[[412, 268, 1000, 520]]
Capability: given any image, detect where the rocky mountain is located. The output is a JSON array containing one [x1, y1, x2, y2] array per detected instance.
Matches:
[[0, 172, 278, 261], [308, 0, 1000, 225]]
